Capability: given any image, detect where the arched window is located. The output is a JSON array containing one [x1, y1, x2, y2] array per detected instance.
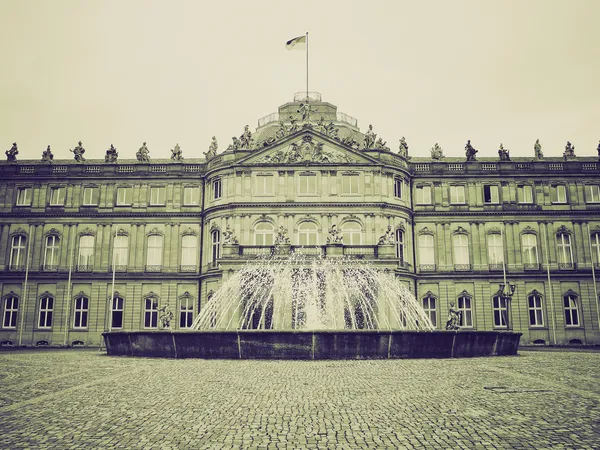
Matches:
[[522, 233, 539, 268], [73, 296, 89, 329], [457, 294, 473, 328], [557, 233, 573, 268], [342, 222, 361, 245], [528, 291, 544, 327], [43, 235, 60, 271], [255, 222, 274, 246], [144, 295, 159, 328], [111, 295, 124, 329], [492, 295, 508, 328], [38, 294, 54, 329], [179, 293, 194, 328], [487, 234, 503, 269], [146, 235, 163, 270], [418, 234, 435, 270], [298, 222, 318, 246], [181, 235, 197, 269], [422, 293, 437, 327], [395, 229, 404, 262], [3, 294, 19, 329], [77, 235, 95, 271], [9, 235, 27, 270], [452, 233, 470, 269], [211, 230, 221, 263], [563, 293, 579, 327]]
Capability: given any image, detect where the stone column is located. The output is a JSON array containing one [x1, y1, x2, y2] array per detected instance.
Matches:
[[470, 222, 480, 269], [31, 222, 44, 269], [573, 221, 587, 268], [0, 223, 7, 271]]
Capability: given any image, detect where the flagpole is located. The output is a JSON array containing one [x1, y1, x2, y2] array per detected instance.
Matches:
[[305, 31, 309, 103]]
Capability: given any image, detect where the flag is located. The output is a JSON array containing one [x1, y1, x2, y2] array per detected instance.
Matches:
[[286, 35, 306, 50]]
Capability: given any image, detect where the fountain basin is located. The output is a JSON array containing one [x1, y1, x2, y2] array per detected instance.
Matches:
[[102, 330, 521, 359]]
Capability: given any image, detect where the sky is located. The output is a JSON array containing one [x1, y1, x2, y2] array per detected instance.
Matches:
[[1, 0, 599, 161]]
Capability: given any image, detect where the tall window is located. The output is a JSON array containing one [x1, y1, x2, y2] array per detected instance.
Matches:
[[487, 234, 503, 266], [522, 234, 539, 266], [422, 295, 437, 327], [82, 187, 99, 205], [149, 187, 166, 205], [9, 235, 27, 269], [556, 233, 573, 267], [563, 294, 579, 327], [49, 187, 65, 206], [113, 235, 129, 267], [183, 186, 200, 205], [116, 187, 132, 205], [395, 229, 404, 262], [418, 234, 435, 269], [180, 296, 194, 328], [492, 295, 508, 328], [483, 185, 499, 204], [299, 174, 317, 195], [43, 235, 60, 270], [452, 234, 470, 268], [255, 222, 274, 246], [592, 233, 600, 266], [77, 235, 95, 269], [38, 295, 54, 328], [16, 187, 32, 206], [585, 184, 600, 203], [73, 296, 89, 329], [3, 296, 19, 328], [146, 235, 163, 268], [528, 293, 544, 327], [111, 296, 124, 329], [181, 235, 197, 268], [457, 295, 473, 328], [211, 230, 221, 263], [256, 175, 274, 195], [518, 185, 533, 204], [298, 222, 318, 246], [393, 178, 402, 198], [342, 174, 359, 195], [415, 185, 432, 205], [552, 184, 567, 203], [342, 222, 361, 245], [212, 178, 222, 200], [450, 185, 466, 204], [144, 297, 159, 328]]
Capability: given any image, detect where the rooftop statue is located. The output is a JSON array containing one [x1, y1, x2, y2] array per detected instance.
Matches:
[[326, 224, 344, 244], [374, 137, 390, 151], [297, 102, 311, 122], [325, 121, 338, 139], [445, 302, 461, 330], [105, 144, 118, 163], [498, 143, 510, 161], [204, 137, 218, 160], [430, 143, 444, 160], [288, 116, 300, 134], [275, 121, 287, 139], [364, 124, 376, 149], [239, 125, 254, 149], [465, 140, 478, 161], [229, 136, 242, 150], [171, 143, 183, 161], [136, 142, 150, 162], [222, 224, 238, 245], [534, 139, 543, 159], [378, 225, 395, 245], [70, 141, 85, 162], [41, 145, 53, 162], [597, 140, 600, 160], [398, 136, 409, 158], [563, 141, 576, 160], [314, 116, 326, 134], [5, 142, 18, 162]]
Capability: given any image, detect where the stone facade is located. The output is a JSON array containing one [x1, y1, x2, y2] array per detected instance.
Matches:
[[1, 93, 599, 346]]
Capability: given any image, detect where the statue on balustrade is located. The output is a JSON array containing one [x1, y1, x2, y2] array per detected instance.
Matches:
[[204, 137, 218, 160], [534, 139, 543, 159], [378, 225, 395, 245], [41, 145, 53, 162], [364, 124, 376, 149], [274, 226, 290, 245], [326, 224, 344, 244], [498, 143, 510, 161], [563, 141, 576, 160], [398, 137, 409, 158], [465, 140, 478, 161], [222, 224, 238, 245], [297, 102, 311, 122], [70, 141, 85, 162], [430, 143, 444, 160], [171, 143, 183, 161], [137, 142, 150, 162], [239, 125, 254, 149], [105, 144, 118, 163]]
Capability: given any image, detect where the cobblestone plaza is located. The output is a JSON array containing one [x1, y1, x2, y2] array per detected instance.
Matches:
[[1, 349, 599, 449]]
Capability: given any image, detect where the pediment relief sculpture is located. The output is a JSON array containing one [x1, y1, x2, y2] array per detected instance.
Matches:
[[257, 135, 354, 164]]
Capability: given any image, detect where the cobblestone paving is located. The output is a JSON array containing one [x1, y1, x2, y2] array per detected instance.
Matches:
[[0, 349, 599, 449]]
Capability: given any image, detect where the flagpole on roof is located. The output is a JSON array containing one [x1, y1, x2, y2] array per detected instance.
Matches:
[[306, 31, 309, 104]]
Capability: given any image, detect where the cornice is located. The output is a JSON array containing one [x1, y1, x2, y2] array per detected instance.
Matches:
[[202, 202, 415, 217]]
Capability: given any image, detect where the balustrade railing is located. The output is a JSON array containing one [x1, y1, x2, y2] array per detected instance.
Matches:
[[179, 265, 197, 273], [292, 246, 324, 256], [145, 265, 162, 272], [343, 246, 377, 258]]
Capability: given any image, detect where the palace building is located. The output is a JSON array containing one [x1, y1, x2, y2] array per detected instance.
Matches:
[[1, 92, 599, 347]]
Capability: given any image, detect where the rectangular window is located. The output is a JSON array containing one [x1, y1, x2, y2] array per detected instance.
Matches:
[[111, 297, 124, 329], [113, 235, 129, 267], [16, 187, 32, 206], [212, 179, 222, 200], [43, 235, 60, 269], [483, 185, 499, 204], [415, 185, 432, 205], [342, 175, 359, 195], [256, 175, 274, 195], [394, 178, 402, 199], [492, 296, 508, 328], [487, 234, 504, 265], [452, 234, 470, 266], [49, 187, 65, 206], [77, 235, 95, 269], [457, 296, 473, 328], [556, 233, 573, 266], [180, 296, 194, 328], [422, 297, 437, 327], [299, 174, 317, 195], [552, 185, 567, 203], [38, 296, 54, 328], [82, 187, 99, 205], [592, 233, 600, 267], [564, 295, 579, 326], [183, 186, 200, 205], [3, 297, 19, 328], [522, 234, 539, 265], [116, 187, 132, 205], [181, 235, 197, 267], [144, 297, 159, 328], [585, 185, 600, 203], [146, 235, 163, 267], [450, 185, 466, 204], [9, 235, 27, 269], [418, 234, 435, 268], [149, 187, 166, 205], [73, 297, 89, 328], [518, 185, 533, 204], [528, 294, 544, 327]]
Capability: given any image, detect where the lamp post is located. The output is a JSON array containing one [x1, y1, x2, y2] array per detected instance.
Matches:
[[498, 282, 516, 328]]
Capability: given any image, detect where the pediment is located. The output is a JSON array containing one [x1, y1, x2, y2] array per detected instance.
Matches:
[[236, 131, 381, 166]]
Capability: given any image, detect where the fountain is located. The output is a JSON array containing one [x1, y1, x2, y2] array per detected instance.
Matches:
[[103, 254, 521, 359]]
